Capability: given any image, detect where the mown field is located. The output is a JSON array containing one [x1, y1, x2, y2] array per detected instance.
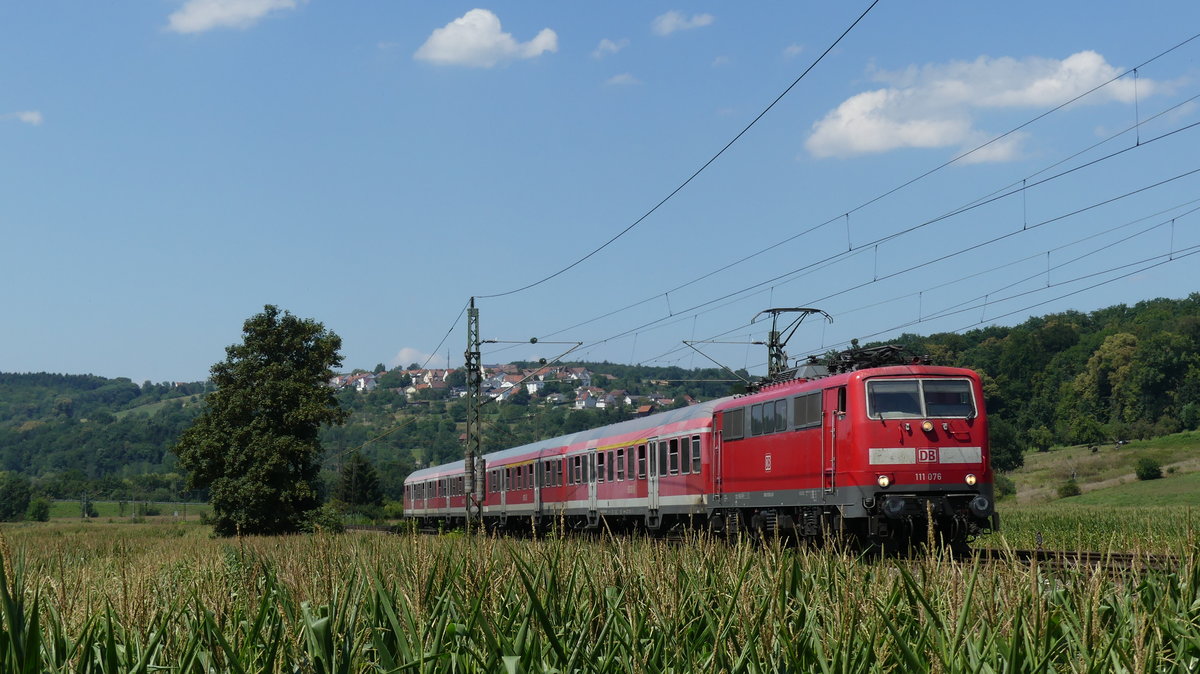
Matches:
[[1, 506, 1197, 672]]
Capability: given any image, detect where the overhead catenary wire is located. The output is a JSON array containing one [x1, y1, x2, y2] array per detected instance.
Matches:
[[522, 86, 1200, 350], [469, 32, 1200, 371], [474, 0, 882, 300], [583, 160, 1200, 360], [818, 243, 1200, 354], [830, 200, 1200, 322], [323, 299, 469, 464], [634, 196, 1200, 366], [734, 242, 1200, 374]]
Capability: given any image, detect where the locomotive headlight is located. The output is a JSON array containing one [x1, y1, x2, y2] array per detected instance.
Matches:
[[877, 474, 891, 488], [966, 473, 977, 486], [921, 420, 934, 432]]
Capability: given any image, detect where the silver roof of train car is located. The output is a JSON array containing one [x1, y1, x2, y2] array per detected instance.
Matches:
[[407, 396, 730, 481]]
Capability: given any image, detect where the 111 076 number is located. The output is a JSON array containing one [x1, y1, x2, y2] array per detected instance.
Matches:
[[915, 472, 943, 481]]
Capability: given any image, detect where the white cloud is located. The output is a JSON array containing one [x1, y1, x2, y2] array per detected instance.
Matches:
[[3, 110, 43, 125], [652, 11, 713, 36], [806, 50, 1155, 161], [606, 73, 641, 86], [390, 347, 445, 369], [712, 55, 730, 67], [166, 0, 298, 34], [783, 44, 803, 58], [957, 131, 1029, 164], [592, 38, 628, 59], [414, 9, 557, 68]]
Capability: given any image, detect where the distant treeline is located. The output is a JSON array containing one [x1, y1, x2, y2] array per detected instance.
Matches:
[[2, 294, 1197, 502]]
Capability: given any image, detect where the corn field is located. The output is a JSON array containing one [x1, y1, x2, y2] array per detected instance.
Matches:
[[1, 521, 1198, 672]]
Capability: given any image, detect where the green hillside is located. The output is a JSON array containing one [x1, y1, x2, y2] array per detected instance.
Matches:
[[1065, 470, 1200, 507], [1002, 429, 1200, 505], [2, 293, 1199, 512]]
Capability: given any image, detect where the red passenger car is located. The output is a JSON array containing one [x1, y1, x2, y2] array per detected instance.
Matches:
[[404, 354, 998, 548]]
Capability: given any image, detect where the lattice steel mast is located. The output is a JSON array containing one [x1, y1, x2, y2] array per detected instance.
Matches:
[[464, 297, 484, 530]]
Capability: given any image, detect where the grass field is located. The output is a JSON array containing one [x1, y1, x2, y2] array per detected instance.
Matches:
[[112, 394, 203, 420], [1008, 429, 1200, 504], [1064, 469, 1200, 507], [2, 510, 1198, 672]]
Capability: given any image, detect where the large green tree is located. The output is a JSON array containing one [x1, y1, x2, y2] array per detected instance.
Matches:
[[173, 305, 348, 536]]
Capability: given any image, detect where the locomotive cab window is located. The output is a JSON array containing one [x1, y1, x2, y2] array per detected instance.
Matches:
[[867, 378, 976, 419]]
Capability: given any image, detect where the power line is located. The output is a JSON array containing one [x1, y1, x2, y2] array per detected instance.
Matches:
[[474, 0, 882, 300], [526, 78, 1200, 349], [490, 31, 1200, 376], [591, 161, 1200, 361], [635, 194, 1200, 366]]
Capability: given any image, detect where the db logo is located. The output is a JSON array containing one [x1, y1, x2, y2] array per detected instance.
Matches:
[[917, 448, 939, 463], [764, 454, 773, 472]]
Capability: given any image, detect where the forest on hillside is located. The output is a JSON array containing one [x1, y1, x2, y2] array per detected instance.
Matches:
[[1, 294, 1198, 505]]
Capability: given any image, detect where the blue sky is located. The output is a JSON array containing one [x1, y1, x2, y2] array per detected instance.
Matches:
[[3, 1, 1199, 383]]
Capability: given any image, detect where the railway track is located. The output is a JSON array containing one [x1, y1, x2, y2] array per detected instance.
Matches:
[[969, 547, 1182, 572], [347, 525, 1183, 572]]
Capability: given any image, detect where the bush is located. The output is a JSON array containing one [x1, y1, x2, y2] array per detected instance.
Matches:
[[994, 474, 1016, 499], [383, 501, 406, 519], [301, 503, 345, 533], [25, 497, 51, 522], [1153, 415, 1181, 438], [1058, 479, 1081, 498], [1135, 457, 1163, 481]]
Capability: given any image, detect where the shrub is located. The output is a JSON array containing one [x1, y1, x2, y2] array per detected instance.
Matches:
[[994, 474, 1016, 499], [1058, 479, 1081, 498], [383, 501, 406, 519], [302, 503, 345, 533], [25, 497, 51, 522], [1153, 415, 1181, 438], [1135, 457, 1163, 481]]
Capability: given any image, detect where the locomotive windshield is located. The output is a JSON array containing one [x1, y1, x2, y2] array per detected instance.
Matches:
[[866, 378, 975, 419]]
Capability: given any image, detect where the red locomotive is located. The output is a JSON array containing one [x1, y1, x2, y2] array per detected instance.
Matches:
[[403, 345, 998, 549]]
